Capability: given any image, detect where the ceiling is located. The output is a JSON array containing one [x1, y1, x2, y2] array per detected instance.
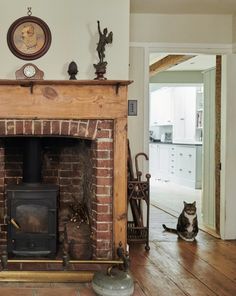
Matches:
[[149, 54, 216, 71], [130, 0, 236, 15]]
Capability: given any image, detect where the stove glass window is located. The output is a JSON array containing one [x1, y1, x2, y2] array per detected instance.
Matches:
[[15, 204, 48, 233]]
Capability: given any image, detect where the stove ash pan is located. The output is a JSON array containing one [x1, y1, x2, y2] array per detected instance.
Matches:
[[6, 184, 58, 257]]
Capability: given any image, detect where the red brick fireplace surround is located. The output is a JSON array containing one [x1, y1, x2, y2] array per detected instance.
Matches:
[[0, 80, 130, 282]]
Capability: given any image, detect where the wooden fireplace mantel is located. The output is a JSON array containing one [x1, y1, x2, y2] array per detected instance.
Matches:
[[0, 79, 131, 120], [0, 79, 132, 268]]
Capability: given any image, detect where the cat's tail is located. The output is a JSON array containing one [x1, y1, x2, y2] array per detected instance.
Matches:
[[162, 224, 177, 234]]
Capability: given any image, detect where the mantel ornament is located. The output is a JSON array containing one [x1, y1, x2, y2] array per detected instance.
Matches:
[[15, 63, 44, 80], [93, 20, 113, 80], [68, 61, 78, 80]]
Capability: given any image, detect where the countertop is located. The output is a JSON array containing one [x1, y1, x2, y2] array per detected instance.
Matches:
[[150, 140, 202, 146]]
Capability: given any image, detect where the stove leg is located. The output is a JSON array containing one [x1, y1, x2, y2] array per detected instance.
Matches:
[[62, 254, 69, 270], [1, 251, 8, 270]]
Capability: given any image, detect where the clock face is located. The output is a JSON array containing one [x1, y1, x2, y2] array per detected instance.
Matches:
[[23, 65, 36, 78]]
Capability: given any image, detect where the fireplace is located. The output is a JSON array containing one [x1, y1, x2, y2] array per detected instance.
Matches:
[[0, 80, 130, 282]]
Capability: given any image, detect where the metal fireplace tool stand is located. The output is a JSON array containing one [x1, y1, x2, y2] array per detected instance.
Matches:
[[127, 141, 151, 251]]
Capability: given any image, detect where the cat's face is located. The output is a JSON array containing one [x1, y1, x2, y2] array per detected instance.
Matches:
[[183, 201, 196, 215]]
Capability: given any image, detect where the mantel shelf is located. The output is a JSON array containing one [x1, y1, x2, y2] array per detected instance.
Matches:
[[0, 79, 131, 120], [0, 79, 133, 86]]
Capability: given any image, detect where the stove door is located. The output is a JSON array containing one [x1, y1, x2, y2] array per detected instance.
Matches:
[[7, 187, 58, 257]]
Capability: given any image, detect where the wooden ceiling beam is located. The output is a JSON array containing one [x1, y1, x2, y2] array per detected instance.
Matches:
[[149, 55, 196, 76]]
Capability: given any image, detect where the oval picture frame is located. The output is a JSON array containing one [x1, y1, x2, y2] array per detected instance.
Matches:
[[7, 16, 51, 60]]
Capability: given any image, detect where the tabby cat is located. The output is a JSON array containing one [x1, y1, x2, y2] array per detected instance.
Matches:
[[162, 201, 198, 241]]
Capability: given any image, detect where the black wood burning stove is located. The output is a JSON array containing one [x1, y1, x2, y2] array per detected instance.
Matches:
[[7, 184, 58, 257], [6, 138, 58, 257]]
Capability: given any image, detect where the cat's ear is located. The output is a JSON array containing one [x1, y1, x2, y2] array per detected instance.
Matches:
[[183, 201, 187, 206], [193, 201, 196, 206]]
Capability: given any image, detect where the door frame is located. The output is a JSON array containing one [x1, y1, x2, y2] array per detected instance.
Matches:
[[215, 55, 221, 235], [130, 42, 228, 236]]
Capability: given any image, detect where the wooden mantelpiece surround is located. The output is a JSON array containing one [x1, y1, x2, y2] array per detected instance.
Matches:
[[0, 79, 129, 119], [0, 79, 131, 282]]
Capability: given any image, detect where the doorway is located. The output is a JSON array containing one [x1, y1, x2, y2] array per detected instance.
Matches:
[[148, 54, 217, 230]]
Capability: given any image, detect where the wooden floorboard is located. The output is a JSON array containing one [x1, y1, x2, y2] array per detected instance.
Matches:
[[183, 239, 236, 282], [129, 205, 236, 296], [131, 243, 217, 296]]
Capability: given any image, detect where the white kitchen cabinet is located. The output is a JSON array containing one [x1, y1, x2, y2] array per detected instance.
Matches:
[[172, 94, 185, 141], [149, 143, 171, 181], [149, 143, 160, 179], [150, 88, 173, 126], [175, 146, 196, 186], [174, 145, 202, 189], [172, 87, 196, 144], [196, 87, 204, 142], [149, 143, 202, 189], [159, 144, 171, 181], [169, 146, 176, 178]]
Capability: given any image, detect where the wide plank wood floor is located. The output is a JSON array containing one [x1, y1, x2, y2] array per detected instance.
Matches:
[[129, 205, 236, 296], [0, 205, 236, 296]]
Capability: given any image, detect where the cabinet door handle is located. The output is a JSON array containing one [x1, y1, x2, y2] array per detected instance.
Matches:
[[180, 118, 184, 120], [10, 218, 21, 230], [179, 153, 183, 156], [179, 168, 182, 171], [189, 154, 192, 157], [188, 170, 192, 173]]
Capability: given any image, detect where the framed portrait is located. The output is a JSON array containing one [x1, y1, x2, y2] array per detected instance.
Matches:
[[7, 16, 51, 60]]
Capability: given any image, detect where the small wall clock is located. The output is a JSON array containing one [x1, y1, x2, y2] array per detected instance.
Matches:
[[15, 63, 44, 80]]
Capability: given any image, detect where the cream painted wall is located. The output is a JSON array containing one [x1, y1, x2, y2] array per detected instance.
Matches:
[[130, 13, 232, 44], [221, 55, 236, 239], [150, 71, 203, 84], [0, 0, 129, 79], [233, 15, 236, 46], [128, 47, 147, 171]]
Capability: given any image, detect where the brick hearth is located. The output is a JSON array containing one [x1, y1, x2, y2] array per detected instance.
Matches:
[[0, 119, 114, 260]]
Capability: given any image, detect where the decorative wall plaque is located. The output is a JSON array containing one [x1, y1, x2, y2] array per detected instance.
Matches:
[[7, 8, 51, 60]]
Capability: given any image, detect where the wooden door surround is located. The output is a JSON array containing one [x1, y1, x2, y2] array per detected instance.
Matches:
[[0, 79, 131, 282]]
